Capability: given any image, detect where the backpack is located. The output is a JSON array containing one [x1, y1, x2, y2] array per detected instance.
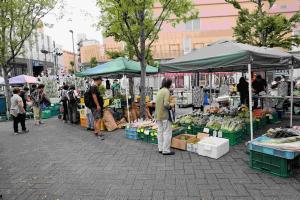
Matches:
[[68, 90, 78, 104], [84, 89, 95, 109]]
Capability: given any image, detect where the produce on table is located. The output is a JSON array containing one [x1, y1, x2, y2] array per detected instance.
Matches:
[[253, 128, 300, 151], [220, 117, 244, 132], [176, 114, 209, 126], [266, 128, 300, 138], [253, 109, 265, 119], [206, 116, 223, 130]]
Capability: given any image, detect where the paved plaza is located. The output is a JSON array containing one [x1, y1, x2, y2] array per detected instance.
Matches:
[[0, 117, 300, 200]]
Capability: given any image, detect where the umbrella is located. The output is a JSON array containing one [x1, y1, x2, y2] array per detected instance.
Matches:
[[9, 75, 37, 84]]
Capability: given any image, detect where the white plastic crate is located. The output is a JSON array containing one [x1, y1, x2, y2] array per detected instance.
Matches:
[[197, 137, 229, 159]]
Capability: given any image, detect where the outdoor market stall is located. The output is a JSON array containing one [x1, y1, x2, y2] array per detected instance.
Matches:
[[157, 40, 300, 177], [76, 57, 158, 131]]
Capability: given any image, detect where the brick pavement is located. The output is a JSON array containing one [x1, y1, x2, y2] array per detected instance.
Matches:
[[0, 117, 299, 200]]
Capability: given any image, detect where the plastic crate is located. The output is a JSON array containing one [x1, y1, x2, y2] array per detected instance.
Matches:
[[193, 125, 204, 135], [250, 150, 296, 178], [172, 127, 186, 137], [248, 136, 299, 159], [41, 110, 51, 119], [149, 136, 158, 145], [245, 122, 257, 135], [0, 115, 7, 121], [266, 112, 279, 124], [222, 129, 245, 146], [125, 128, 138, 140], [256, 117, 267, 128]]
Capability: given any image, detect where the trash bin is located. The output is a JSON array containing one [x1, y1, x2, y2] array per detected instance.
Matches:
[[0, 95, 6, 115]]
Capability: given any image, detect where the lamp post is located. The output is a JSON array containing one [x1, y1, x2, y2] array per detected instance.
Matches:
[[69, 30, 76, 73], [41, 49, 49, 76], [41, 49, 63, 76]]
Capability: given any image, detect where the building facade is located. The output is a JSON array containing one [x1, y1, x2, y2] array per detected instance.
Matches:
[[9, 29, 64, 77], [103, 0, 300, 62], [63, 50, 78, 74]]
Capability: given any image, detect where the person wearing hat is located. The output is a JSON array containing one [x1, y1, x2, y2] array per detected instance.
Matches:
[[90, 76, 104, 138]]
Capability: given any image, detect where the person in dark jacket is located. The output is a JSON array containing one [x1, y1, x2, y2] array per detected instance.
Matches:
[[60, 84, 69, 123], [67, 85, 79, 124], [237, 77, 249, 105], [252, 75, 267, 108], [19, 87, 29, 112]]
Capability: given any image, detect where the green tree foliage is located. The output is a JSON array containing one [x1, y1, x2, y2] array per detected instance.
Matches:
[[105, 50, 127, 59], [226, 0, 300, 49], [89, 57, 98, 67], [0, 0, 57, 113], [97, 0, 198, 118]]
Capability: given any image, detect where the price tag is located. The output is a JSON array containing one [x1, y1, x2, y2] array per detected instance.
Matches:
[[203, 128, 209, 133]]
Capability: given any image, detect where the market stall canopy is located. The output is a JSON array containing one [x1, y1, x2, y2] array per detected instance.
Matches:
[[9, 75, 37, 84], [76, 57, 158, 77], [160, 40, 295, 73]]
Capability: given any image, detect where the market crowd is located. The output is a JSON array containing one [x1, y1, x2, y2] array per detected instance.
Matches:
[[58, 76, 122, 139], [10, 84, 50, 134]]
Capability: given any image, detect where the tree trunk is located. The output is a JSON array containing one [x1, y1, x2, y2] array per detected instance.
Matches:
[[129, 77, 134, 101], [139, 11, 147, 119], [2, 67, 11, 118]]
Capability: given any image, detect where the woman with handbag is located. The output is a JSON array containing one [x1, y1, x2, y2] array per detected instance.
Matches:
[[155, 78, 175, 156]]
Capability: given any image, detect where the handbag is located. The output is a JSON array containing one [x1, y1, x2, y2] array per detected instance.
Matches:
[[168, 107, 176, 123]]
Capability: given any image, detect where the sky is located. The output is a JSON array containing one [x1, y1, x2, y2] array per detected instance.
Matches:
[[42, 0, 103, 51]]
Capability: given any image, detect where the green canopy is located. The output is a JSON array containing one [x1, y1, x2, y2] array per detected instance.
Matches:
[[160, 40, 296, 73], [76, 57, 158, 77]]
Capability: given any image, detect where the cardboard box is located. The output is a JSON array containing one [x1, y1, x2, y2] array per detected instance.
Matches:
[[171, 134, 196, 150]]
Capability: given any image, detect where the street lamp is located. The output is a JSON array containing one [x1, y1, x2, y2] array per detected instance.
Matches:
[[69, 29, 76, 73], [41, 49, 49, 75], [41, 49, 63, 76]]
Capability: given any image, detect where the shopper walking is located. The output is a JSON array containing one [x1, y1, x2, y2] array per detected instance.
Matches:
[[90, 76, 104, 138], [60, 84, 69, 123], [31, 84, 45, 125], [237, 77, 249, 105], [10, 88, 29, 134], [155, 78, 175, 155], [67, 85, 79, 124]]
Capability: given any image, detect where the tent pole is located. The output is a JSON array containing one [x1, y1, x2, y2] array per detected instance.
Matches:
[[290, 64, 294, 128], [209, 73, 212, 106], [248, 63, 254, 141], [124, 75, 130, 123]]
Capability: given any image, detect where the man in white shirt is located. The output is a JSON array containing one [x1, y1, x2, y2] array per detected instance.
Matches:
[[10, 88, 29, 134]]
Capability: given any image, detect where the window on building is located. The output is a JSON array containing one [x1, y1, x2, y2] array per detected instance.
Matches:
[[185, 19, 200, 31], [183, 37, 191, 54], [185, 21, 193, 31]]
